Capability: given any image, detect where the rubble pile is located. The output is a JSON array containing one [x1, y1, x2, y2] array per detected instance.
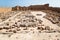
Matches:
[[0, 11, 59, 33], [0, 11, 43, 33]]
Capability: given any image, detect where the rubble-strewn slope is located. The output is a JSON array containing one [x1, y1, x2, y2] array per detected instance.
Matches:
[[0, 11, 60, 40], [0, 11, 60, 34]]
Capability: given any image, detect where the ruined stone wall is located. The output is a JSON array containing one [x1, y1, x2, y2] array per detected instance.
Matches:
[[12, 4, 60, 13], [49, 7, 60, 13], [12, 4, 49, 11]]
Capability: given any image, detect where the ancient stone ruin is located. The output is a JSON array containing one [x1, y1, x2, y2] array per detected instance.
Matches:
[[12, 4, 60, 13]]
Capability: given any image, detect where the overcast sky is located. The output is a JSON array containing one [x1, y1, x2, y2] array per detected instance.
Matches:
[[0, 0, 60, 7]]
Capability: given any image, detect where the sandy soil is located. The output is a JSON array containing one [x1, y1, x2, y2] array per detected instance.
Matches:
[[0, 32, 60, 40], [0, 8, 11, 13]]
